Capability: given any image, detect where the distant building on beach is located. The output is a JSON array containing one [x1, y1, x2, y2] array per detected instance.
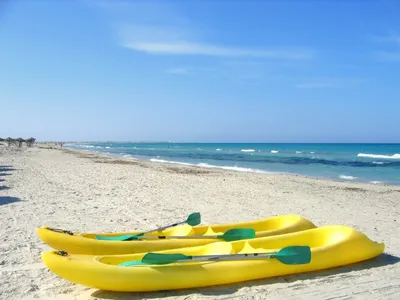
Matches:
[[0, 137, 36, 147]]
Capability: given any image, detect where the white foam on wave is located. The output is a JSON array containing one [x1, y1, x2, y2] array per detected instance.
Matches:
[[122, 154, 138, 160], [105, 146, 110, 149], [271, 150, 279, 153], [310, 152, 315, 154], [372, 161, 385, 165], [370, 181, 384, 184], [216, 148, 222, 151], [296, 151, 302, 154], [149, 159, 271, 174], [339, 175, 358, 180], [357, 153, 400, 159], [197, 163, 270, 174], [241, 149, 255, 152], [150, 158, 193, 166]]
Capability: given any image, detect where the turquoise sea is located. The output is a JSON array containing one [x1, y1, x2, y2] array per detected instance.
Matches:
[[66, 143, 400, 185]]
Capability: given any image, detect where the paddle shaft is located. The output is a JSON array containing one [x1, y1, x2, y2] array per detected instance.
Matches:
[[120, 253, 277, 267], [170, 252, 279, 263], [130, 246, 311, 266], [136, 234, 223, 240], [139, 220, 186, 235]]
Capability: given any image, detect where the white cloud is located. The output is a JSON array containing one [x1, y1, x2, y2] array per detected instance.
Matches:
[[123, 41, 313, 59], [296, 82, 335, 89], [295, 77, 364, 89], [123, 41, 312, 59], [370, 33, 400, 62], [96, 1, 314, 60], [370, 34, 400, 46], [165, 68, 190, 75], [375, 51, 400, 62]]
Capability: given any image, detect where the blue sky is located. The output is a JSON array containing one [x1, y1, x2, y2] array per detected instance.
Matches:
[[0, 0, 399, 142]]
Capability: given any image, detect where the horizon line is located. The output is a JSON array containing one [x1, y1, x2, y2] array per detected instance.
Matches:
[[36, 141, 400, 144]]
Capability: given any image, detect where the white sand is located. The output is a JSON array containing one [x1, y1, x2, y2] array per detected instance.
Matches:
[[0, 145, 399, 300]]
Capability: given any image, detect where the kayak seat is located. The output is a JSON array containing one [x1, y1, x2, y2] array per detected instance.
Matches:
[[162, 224, 195, 236], [201, 242, 234, 255], [202, 227, 224, 236], [237, 241, 266, 254]]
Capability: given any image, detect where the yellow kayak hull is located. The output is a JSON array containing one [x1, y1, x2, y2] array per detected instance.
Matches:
[[41, 225, 384, 292], [36, 214, 316, 255]]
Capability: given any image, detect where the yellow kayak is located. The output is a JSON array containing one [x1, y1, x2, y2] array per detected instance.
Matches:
[[41, 225, 384, 292], [37, 214, 316, 255]]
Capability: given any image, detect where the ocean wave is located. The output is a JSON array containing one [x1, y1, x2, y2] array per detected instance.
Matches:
[[122, 154, 137, 160], [216, 148, 222, 151], [149, 159, 270, 174], [339, 175, 358, 180], [271, 150, 279, 153], [310, 152, 315, 154], [144, 153, 400, 168], [370, 181, 384, 184], [357, 153, 400, 159], [149, 158, 193, 166], [197, 163, 270, 174], [68, 144, 400, 169], [296, 151, 303, 154]]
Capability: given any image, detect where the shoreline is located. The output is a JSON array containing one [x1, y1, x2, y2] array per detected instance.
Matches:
[[1, 144, 399, 299], [63, 144, 399, 187]]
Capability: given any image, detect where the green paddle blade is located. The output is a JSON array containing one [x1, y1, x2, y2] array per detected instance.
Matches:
[[95, 234, 134, 241], [271, 246, 311, 265], [119, 260, 147, 267], [142, 253, 191, 265], [186, 212, 201, 226], [219, 228, 256, 241], [95, 232, 144, 241]]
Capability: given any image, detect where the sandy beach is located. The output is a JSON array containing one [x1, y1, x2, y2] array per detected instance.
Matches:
[[1, 144, 399, 300]]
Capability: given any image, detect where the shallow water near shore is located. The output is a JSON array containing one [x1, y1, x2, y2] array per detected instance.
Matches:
[[67, 143, 400, 185]]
